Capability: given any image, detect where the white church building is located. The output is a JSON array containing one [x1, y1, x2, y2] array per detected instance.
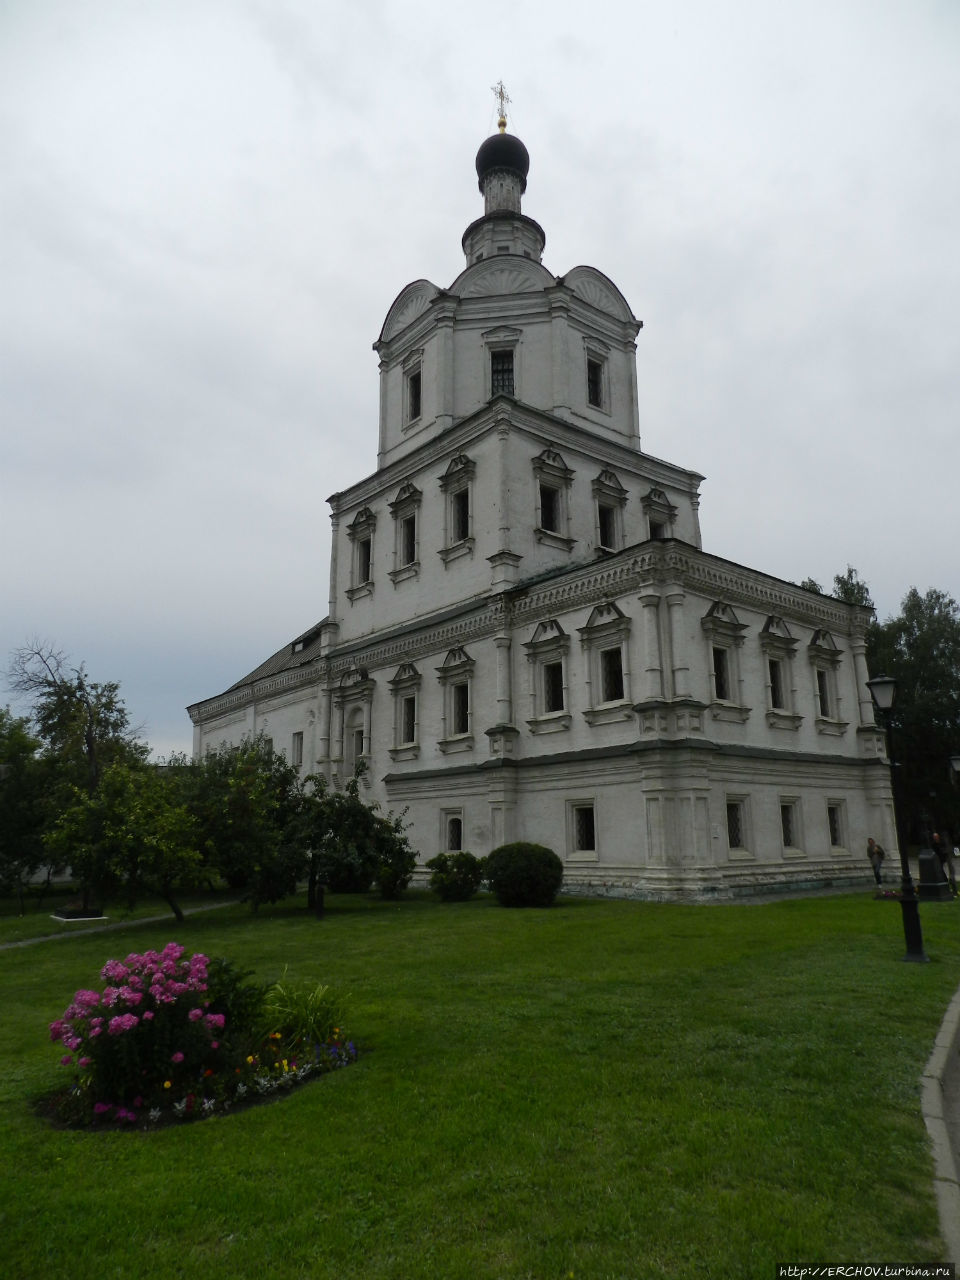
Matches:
[[188, 113, 893, 899]]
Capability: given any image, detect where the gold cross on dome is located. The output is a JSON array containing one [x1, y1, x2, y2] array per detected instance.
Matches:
[[491, 80, 511, 131]]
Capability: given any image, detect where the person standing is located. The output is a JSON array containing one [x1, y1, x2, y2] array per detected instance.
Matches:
[[931, 832, 957, 895], [867, 837, 885, 886]]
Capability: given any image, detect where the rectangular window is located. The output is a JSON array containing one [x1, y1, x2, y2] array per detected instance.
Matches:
[[769, 658, 785, 709], [539, 483, 560, 533], [600, 647, 624, 702], [712, 647, 729, 701], [452, 488, 470, 542], [827, 804, 843, 847], [357, 536, 372, 584], [407, 369, 422, 422], [649, 520, 666, 540], [447, 815, 463, 851], [400, 695, 416, 745], [597, 502, 617, 549], [780, 803, 794, 847], [573, 804, 596, 852], [452, 681, 469, 735], [816, 669, 831, 718], [586, 358, 603, 408], [491, 349, 514, 396], [291, 731, 303, 768], [543, 660, 565, 713], [400, 514, 417, 566], [726, 801, 744, 849]]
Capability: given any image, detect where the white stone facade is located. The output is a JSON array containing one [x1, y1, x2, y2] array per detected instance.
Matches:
[[188, 122, 894, 899]]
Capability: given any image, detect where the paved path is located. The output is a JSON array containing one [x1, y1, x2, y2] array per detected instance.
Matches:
[[0, 900, 238, 950]]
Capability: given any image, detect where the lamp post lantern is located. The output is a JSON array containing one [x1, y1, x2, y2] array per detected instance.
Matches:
[[866, 674, 928, 962]]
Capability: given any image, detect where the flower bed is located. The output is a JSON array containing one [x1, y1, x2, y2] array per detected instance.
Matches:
[[43, 942, 356, 1128]]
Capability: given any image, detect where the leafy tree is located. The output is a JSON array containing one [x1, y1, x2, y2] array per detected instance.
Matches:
[[45, 762, 201, 921], [0, 707, 49, 913], [7, 641, 147, 794], [868, 587, 960, 837], [176, 737, 306, 910], [830, 566, 875, 610]]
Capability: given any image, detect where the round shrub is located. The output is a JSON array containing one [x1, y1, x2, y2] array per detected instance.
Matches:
[[484, 842, 563, 908], [426, 851, 485, 902]]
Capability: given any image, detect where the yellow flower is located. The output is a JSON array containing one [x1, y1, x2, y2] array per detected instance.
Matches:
[[163, 1080, 172, 1089], [246, 1055, 254, 1064]]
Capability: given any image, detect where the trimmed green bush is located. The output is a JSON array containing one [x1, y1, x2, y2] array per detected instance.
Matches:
[[425, 851, 485, 902], [484, 842, 563, 907]]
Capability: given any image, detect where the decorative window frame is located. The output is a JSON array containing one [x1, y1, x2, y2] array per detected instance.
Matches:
[[388, 662, 421, 761], [388, 482, 422, 585], [826, 799, 848, 853], [808, 630, 848, 736], [779, 795, 805, 858], [725, 794, 752, 860], [641, 486, 678, 542], [760, 616, 802, 731], [438, 453, 476, 566], [333, 668, 375, 784], [701, 602, 750, 722], [567, 798, 599, 863], [440, 809, 464, 852], [436, 647, 475, 754], [532, 449, 575, 551], [345, 506, 377, 602], [578, 601, 633, 725], [523, 620, 572, 734], [402, 348, 424, 431], [483, 326, 522, 401], [592, 469, 628, 553], [583, 337, 611, 415]]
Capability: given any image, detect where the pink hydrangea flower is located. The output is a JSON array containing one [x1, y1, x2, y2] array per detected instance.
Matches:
[[171, 1051, 185, 1064], [60, 1054, 73, 1066], [188, 1008, 203, 1022]]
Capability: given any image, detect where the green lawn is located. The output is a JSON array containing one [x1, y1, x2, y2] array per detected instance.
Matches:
[[2, 890, 958, 1279]]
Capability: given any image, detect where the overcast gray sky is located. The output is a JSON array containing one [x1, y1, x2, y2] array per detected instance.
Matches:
[[2, 0, 957, 758]]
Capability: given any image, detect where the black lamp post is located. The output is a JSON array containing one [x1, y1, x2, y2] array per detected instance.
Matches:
[[866, 674, 928, 962]]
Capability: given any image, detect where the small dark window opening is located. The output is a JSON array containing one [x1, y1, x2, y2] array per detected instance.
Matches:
[[817, 669, 831, 718], [649, 520, 666, 540], [600, 647, 624, 702], [828, 805, 842, 847], [539, 483, 560, 533], [291, 731, 304, 767], [712, 647, 729, 701], [543, 661, 564, 713], [769, 659, 784, 709], [401, 514, 416, 566], [407, 369, 422, 421], [452, 488, 470, 542], [491, 349, 515, 397], [574, 805, 596, 851], [357, 537, 372, 584], [401, 696, 416, 745], [452, 681, 469, 735], [447, 816, 463, 851], [780, 804, 794, 847], [598, 503, 616, 549], [727, 802, 743, 848], [586, 358, 603, 408]]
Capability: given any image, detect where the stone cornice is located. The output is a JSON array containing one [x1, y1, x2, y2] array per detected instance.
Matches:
[[190, 541, 866, 725]]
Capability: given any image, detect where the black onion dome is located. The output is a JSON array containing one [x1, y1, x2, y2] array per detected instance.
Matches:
[[475, 131, 529, 193]]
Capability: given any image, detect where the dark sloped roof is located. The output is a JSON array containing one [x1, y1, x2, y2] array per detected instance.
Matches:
[[224, 617, 329, 693]]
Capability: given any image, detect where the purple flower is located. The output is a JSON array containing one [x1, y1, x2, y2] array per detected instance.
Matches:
[[93, 1102, 112, 1116], [78, 1056, 92, 1067], [107, 1013, 139, 1036], [188, 1008, 203, 1022], [204, 1013, 226, 1031], [60, 1054, 73, 1066], [142, 1010, 155, 1021], [171, 1051, 184, 1064]]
